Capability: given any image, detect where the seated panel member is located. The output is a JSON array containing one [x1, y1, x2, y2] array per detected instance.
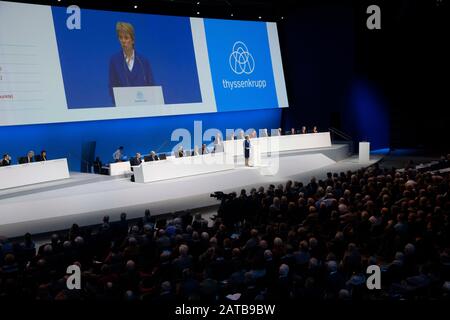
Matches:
[[260, 128, 269, 138], [192, 145, 200, 156], [35, 150, 47, 162], [150, 151, 159, 161], [312, 126, 318, 133], [201, 144, 209, 155], [271, 128, 282, 136], [213, 134, 224, 153], [176, 146, 184, 158], [301, 126, 307, 134], [1, 154, 12, 166], [130, 152, 142, 166], [26, 150, 35, 163]]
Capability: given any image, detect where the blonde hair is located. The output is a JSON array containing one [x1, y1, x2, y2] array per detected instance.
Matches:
[[116, 22, 135, 42]]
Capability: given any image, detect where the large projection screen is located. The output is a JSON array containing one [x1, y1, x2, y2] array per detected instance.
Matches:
[[0, 1, 288, 126]]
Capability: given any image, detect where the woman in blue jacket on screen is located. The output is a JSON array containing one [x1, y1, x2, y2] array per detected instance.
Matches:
[[109, 22, 154, 105]]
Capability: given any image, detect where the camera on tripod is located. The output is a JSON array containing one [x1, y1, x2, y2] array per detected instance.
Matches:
[[210, 191, 231, 200]]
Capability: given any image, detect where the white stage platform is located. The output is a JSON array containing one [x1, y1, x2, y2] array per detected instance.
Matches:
[[0, 144, 380, 238], [0, 158, 70, 190]]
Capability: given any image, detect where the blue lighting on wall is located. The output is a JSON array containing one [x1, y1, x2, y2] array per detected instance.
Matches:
[[0, 109, 281, 171], [350, 79, 389, 150]]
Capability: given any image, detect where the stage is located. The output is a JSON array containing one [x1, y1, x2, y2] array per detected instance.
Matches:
[[0, 144, 381, 238]]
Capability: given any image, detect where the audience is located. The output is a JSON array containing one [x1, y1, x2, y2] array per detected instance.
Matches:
[[1, 159, 449, 301]]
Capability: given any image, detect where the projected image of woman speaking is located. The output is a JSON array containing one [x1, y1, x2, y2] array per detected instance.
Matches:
[[108, 22, 154, 104]]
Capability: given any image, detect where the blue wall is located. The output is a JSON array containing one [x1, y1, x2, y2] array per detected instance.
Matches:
[[0, 109, 281, 171]]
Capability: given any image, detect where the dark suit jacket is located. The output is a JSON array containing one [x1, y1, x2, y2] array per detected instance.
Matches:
[[1, 159, 11, 166], [244, 140, 250, 159], [109, 51, 154, 105], [18, 157, 33, 164], [34, 155, 47, 162], [130, 157, 142, 166], [144, 154, 159, 161]]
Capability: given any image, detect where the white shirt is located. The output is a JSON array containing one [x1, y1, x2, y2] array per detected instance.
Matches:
[[124, 50, 135, 71], [113, 149, 122, 161]]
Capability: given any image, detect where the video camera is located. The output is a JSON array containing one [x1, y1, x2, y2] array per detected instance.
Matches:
[[210, 191, 232, 201]]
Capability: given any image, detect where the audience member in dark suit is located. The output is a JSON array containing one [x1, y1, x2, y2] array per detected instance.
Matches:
[[1, 154, 12, 166], [130, 153, 142, 166], [34, 150, 47, 162]]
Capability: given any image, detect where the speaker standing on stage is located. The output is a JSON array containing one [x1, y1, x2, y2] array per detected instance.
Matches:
[[244, 135, 250, 167], [113, 146, 124, 162]]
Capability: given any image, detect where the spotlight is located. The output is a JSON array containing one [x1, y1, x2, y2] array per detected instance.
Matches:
[[258, 16, 262, 19], [197, 11, 200, 15], [134, 5, 138, 9], [231, 13, 234, 17]]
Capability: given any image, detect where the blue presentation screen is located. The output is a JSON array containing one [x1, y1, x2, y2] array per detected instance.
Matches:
[[0, 1, 288, 126]]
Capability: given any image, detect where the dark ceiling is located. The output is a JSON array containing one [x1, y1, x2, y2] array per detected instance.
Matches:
[[3, 0, 340, 21]]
